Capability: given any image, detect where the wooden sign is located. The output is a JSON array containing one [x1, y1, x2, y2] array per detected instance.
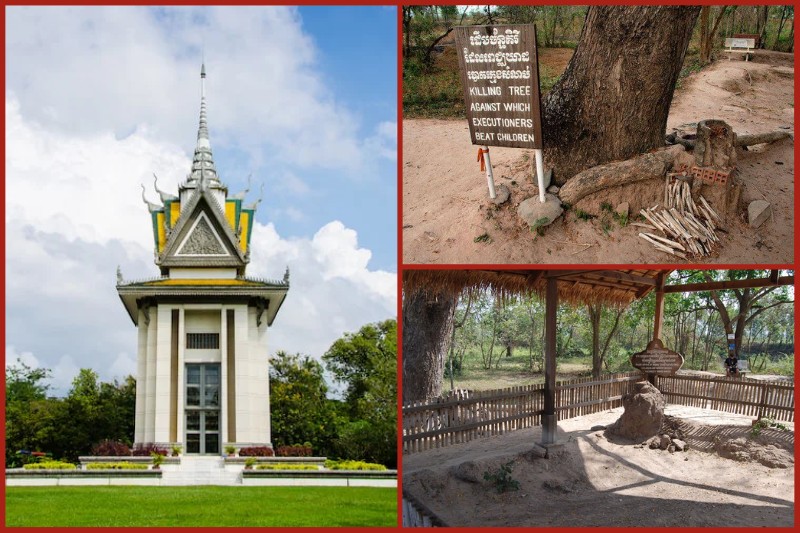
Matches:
[[630, 339, 684, 377], [455, 24, 543, 149]]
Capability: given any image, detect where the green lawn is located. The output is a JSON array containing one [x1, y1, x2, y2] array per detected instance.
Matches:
[[5, 486, 397, 527]]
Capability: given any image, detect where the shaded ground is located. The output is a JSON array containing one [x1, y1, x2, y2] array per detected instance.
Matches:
[[403, 406, 794, 527], [402, 51, 794, 264]]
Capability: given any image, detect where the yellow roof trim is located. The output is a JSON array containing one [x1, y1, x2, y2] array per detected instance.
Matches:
[[143, 279, 264, 286]]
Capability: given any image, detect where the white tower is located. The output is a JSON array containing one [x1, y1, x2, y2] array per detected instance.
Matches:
[[117, 65, 288, 454]]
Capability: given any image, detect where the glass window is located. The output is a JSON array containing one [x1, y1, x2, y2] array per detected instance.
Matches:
[[205, 366, 220, 385], [187, 412, 200, 431], [187, 365, 201, 384], [205, 411, 219, 431], [186, 387, 200, 407], [205, 433, 219, 454], [204, 386, 219, 407], [187, 434, 200, 454]]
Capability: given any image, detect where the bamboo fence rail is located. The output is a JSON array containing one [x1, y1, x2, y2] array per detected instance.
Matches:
[[403, 372, 641, 454], [403, 372, 794, 454], [655, 374, 794, 422]]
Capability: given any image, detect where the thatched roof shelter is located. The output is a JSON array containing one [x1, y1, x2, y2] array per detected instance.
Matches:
[[403, 269, 675, 308]]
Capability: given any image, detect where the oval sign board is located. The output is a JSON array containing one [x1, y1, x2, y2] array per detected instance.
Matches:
[[631, 339, 684, 377]]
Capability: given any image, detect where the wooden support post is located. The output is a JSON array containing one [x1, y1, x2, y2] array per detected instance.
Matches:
[[653, 272, 666, 342], [542, 276, 558, 446]]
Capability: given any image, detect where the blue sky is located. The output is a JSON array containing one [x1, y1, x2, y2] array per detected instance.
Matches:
[[6, 6, 398, 395]]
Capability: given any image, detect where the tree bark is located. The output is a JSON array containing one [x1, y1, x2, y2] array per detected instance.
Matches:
[[542, 6, 701, 184], [402, 290, 457, 403], [558, 145, 684, 206]]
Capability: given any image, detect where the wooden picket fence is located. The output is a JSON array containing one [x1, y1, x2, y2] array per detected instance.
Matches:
[[654, 374, 794, 422], [402, 371, 794, 454], [402, 371, 641, 454]]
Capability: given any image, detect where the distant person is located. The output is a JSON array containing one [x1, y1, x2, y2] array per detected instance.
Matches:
[[724, 354, 739, 377]]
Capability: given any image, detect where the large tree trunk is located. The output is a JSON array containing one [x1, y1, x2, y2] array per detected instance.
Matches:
[[542, 6, 701, 184], [402, 290, 457, 403]]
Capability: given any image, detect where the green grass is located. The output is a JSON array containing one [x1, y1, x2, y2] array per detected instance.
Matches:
[[5, 486, 397, 527]]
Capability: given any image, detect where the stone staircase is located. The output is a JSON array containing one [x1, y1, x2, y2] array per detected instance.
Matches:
[[161, 456, 242, 486]]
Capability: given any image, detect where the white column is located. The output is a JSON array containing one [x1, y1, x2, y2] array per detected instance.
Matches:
[[176, 307, 185, 445], [134, 309, 148, 444], [220, 307, 228, 445], [153, 305, 173, 443], [234, 306, 252, 443], [143, 306, 158, 444]]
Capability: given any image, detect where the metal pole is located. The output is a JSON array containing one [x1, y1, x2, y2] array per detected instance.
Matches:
[[534, 148, 546, 202], [542, 275, 558, 445], [482, 146, 497, 199]]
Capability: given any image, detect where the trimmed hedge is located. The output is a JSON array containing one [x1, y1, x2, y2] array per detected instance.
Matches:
[[23, 461, 77, 470], [132, 444, 169, 457], [275, 445, 312, 457], [91, 440, 131, 457], [238, 446, 274, 457], [324, 460, 387, 471], [86, 462, 149, 470], [255, 464, 319, 471]]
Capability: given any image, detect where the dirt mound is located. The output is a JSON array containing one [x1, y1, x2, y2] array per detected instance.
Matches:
[[715, 437, 794, 469]]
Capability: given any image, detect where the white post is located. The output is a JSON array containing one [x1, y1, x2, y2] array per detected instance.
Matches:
[[482, 146, 497, 199], [534, 148, 546, 203]]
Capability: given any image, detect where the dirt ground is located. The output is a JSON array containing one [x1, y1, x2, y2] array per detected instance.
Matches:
[[402, 51, 794, 264], [403, 405, 795, 527]]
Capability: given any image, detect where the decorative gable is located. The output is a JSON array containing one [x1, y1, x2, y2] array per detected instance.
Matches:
[[177, 214, 229, 256], [156, 189, 247, 275]]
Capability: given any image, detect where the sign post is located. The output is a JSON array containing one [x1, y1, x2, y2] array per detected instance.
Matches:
[[455, 24, 545, 201], [631, 339, 684, 384]]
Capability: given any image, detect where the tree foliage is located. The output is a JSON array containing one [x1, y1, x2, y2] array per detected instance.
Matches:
[[324, 319, 397, 469], [5, 363, 135, 466], [444, 270, 794, 384], [269, 351, 339, 457]]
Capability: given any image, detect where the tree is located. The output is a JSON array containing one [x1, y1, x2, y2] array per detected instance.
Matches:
[[699, 6, 737, 64], [698, 271, 794, 360], [269, 351, 339, 456], [5, 363, 137, 465], [5, 360, 54, 467], [586, 304, 625, 377], [542, 6, 702, 183], [324, 320, 397, 468], [402, 289, 457, 403], [403, 6, 468, 69]]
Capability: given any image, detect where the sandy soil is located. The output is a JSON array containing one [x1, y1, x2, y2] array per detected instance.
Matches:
[[403, 406, 794, 527], [402, 52, 794, 264]]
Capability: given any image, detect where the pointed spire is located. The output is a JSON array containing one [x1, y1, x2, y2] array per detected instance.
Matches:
[[190, 62, 220, 186]]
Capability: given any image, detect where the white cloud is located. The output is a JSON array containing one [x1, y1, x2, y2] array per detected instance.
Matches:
[[109, 352, 137, 381], [365, 120, 398, 161], [6, 6, 384, 176], [6, 95, 188, 249], [6, 346, 41, 370]]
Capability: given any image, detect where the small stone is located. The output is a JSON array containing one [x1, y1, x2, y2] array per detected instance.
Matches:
[[450, 461, 482, 484], [648, 437, 660, 449], [491, 184, 510, 205], [518, 193, 563, 230], [659, 435, 671, 450], [547, 185, 560, 194], [668, 445, 675, 453], [615, 202, 629, 217], [748, 200, 771, 228], [590, 425, 606, 431], [672, 439, 686, 451]]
